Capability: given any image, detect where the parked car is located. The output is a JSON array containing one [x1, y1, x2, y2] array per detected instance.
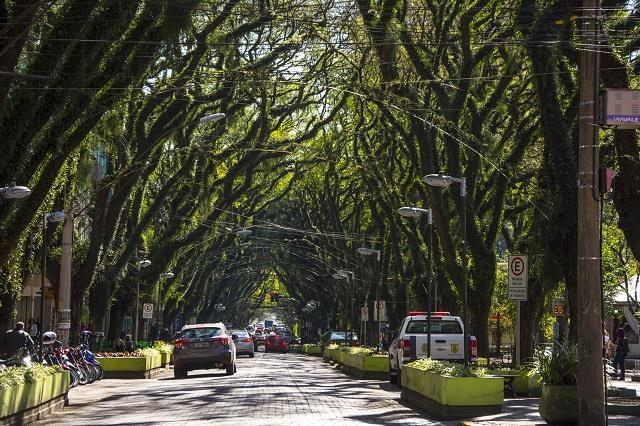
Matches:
[[230, 329, 254, 358], [264, 335, 288, 353], [319, 330, 359, 348], [388, 311, 477, 386], [173, 323, 237, 378]]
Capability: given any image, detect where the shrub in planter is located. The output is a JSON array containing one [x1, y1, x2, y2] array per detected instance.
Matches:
[[534, 340, 578, 424], [401, 359, 503, 419], [0, 365, 68, 419]]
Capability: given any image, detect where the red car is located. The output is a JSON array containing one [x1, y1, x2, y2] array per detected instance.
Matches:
[[264, 335, 288, 353]]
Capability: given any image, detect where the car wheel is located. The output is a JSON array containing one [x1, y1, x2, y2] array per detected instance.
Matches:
[[249, 352, 255, 358], [226, 363, 235, 376], [397, 367, 402, 388], [174, 368, 187, 379], [234, 363, 237, 373]]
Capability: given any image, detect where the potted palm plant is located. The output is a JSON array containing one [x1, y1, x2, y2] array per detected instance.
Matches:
[[535, 339, 578, 424]]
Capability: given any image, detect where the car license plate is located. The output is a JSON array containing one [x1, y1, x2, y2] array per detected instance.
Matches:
[[194, 342, 209, 348]]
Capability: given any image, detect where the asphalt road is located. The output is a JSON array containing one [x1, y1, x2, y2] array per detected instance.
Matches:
[[37, 352, 439, 425]]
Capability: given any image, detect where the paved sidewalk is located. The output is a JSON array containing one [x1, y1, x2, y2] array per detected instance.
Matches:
[[35, 353, 639, 425]]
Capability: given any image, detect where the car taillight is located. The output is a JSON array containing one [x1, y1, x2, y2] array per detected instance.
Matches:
[[174, 338, 189, 349], [242, 338, 252, 343], [401, 339, 411, 355], [469, 336, 478, 361], [213, 337, 229, 345]]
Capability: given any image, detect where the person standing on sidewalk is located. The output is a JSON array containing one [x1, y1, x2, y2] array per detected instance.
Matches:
[[613, 327, 630, 380]]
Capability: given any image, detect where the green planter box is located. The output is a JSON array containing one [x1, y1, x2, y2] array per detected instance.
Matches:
[[160, 352, 170, 367], [0, 371, 70, 419], [302, 344, 322, 355], [486, 369, 538, 396], [539, 384, 578, 424], [342, 353, 389, 373], [401, 366, 503, 420], [99, 355, 162, 378]]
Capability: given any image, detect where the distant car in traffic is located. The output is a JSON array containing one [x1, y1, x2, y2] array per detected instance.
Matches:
[[173, 323, 237, 378], [320, 330, 359, 348], [264, 335, 288, 353], [230, 329, 254, 358]]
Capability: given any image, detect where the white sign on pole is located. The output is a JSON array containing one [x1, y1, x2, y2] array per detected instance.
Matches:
[[373, 300, 387, 321], [508, 255, 528, 301], [360, 306, 369, 322], [142, 303, 154, 319]]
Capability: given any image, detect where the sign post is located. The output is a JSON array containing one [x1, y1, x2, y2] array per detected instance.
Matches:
[[142, 303, 154, 319], [360, 306, 369, 346], [508, 255, 528, 367]]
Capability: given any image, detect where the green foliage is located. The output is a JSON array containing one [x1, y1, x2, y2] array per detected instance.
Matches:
[[0, 364, 61, 390], [407, 358, 487, 378], [135, 347, 160, 357], [152, 341, 174, 354], [533, 340, 578, 386], [334, 345, 388, 356]]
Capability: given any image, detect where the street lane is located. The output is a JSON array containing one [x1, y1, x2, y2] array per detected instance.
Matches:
[[38, 352, 438, 425]]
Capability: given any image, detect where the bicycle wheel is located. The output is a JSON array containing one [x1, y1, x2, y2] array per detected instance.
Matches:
[[77, 367, 89, 385], [69, 369, 79, 388], [94, 363, 104, 381]]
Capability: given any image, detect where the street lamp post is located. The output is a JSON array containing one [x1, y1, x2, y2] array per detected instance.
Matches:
[[423, 173, 467, 366], [39, 210, 66, 360], [0, 184, 31, 200], [332, 270, 355, 345], [357, 248, 382, 351], [134, 259, 151, 345], [397, 206, 434, 358]]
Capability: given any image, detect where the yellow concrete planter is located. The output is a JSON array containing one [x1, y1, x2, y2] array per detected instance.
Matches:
[[99, 354, 162, 378], [302, 344, 322, 355], [160, 352, 170, 367], [99, 356, 151, 372], [0, 371, 70, 419], [341, 353, 389, 373], [402, 366, 504, 407]]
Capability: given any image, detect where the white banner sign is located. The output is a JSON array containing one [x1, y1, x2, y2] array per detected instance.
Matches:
[[373, 300, 387, 321], [508, 255, 528, 301], [361, 306, 369, 322], [142, 303, 154, 319]]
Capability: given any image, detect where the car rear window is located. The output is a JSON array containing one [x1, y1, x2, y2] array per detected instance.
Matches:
[[231, 331, 249, 337], [180, 327, 223, 339], [330, 332, 358, 340], [405, 320, 462, 334]]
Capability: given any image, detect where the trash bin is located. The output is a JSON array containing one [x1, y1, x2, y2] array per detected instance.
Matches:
[[91, 331, 105, 352]]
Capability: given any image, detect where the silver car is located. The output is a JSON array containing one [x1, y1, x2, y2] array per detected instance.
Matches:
[[173, 323, 236, 378], [230, 329, 255, 358]]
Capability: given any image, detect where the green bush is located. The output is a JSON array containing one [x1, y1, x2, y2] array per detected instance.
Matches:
[[533, 339, 578, 386], [334, 345, 388, 356], [152, 341, 174, 354], [407, 358, 487, 378], [135, 347, 160, 357], [0, 364, 61, 390]]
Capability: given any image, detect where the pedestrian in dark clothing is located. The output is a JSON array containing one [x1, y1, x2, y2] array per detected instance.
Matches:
[[1, 322, 35, 357], [124, 334, 135, 352], [114, 332, 126, 352], [613, 327, 630, 380], [159, 327, 172, 342]]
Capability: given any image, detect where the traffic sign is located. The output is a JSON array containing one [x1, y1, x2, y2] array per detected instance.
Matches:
[[553, 302, 565, 317], [373, 300, 387, 321], [360, 306, 369, 322], [142, 303, 154, 319], [508, 255, 528, 301]]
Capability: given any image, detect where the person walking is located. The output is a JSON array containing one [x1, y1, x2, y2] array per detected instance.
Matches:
[[613, 327, 630, 380], [27, 318, 38, 339], [0, 322, 35, 357]]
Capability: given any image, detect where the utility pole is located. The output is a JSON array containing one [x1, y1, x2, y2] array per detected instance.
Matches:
[[57, 213, 73, 344], [577, 0, 605, 423]]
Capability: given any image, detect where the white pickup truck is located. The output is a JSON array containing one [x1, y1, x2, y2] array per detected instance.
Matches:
[[388, 311, 477, 385]]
